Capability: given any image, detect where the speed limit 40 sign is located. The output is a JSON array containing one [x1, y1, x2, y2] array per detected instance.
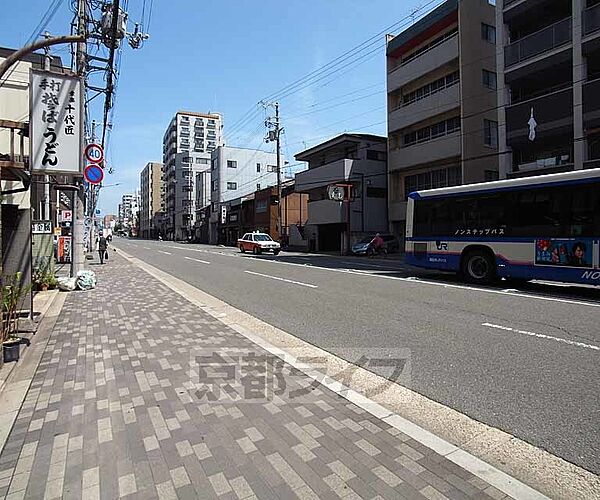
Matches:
[[85, 143, 104, 164]]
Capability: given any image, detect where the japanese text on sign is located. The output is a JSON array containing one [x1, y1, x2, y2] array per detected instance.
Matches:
[[30, 70, 82, 173]]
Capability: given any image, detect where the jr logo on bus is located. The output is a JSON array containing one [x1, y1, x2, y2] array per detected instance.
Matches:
[[435, 241, 448, 251]]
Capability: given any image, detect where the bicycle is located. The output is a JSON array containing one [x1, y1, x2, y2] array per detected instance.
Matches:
[[367, 245, 387, 258]]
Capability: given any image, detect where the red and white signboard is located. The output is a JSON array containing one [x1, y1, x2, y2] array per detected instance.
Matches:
[[60, 210, 72, 223], [85, 143, 104, 164]]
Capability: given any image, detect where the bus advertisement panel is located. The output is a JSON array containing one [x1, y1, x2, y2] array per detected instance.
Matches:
[[535, 238, 594, 268]]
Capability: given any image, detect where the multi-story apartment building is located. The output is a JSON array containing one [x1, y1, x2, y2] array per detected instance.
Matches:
[[294, 134, 388, 253], [139, 162, 163, 239], [118, 192, 139, 229], [162, 111, 223, 240], [496, 0, 600, 177], [208, 146, 282, 243], [386, 0, 498, 242]]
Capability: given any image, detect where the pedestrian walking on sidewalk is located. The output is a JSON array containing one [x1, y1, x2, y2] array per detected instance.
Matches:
[[98, 232, 108, 264]]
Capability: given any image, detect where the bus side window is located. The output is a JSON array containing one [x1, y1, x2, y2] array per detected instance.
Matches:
[[568, 185, 598, 237], [512, 189, 563, 237]]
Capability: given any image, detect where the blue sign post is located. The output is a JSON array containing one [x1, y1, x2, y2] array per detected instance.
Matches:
[[84, 164, 104, 184]]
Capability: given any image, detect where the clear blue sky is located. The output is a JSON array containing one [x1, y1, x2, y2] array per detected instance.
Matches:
[[1, 0, 438, 214]]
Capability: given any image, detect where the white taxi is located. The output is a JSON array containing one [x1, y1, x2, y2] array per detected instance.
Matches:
[[237, 232, 281, 255]]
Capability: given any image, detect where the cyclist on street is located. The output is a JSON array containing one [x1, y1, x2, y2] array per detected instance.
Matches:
[[368, 233, 385, 257]]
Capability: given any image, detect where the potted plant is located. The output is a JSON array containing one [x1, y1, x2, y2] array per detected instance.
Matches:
[[32, 269, 57, 291], [2, 272, 32, 363]]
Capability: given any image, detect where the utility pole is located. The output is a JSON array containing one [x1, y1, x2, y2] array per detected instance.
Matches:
[[71, 0, 88, 277], [264, 102, 283, 241], [275, 103, 282, 241]]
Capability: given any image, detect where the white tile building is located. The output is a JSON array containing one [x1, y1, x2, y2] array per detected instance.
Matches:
[[208, 146, 283, 243]]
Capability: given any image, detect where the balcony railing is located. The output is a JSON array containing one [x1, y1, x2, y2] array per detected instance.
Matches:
[[583, 158, 600, 169], [0, 120, 29, 179], [584, 3, 600, 36], [506, 86, 573, 140], [505, 17, 571, 67]]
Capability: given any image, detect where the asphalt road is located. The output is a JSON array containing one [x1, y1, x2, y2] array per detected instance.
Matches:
[[113, 238, 600, 474]]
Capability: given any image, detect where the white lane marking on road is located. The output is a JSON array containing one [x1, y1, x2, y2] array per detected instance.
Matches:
[[250, 258, 600, 308], [184, 256, 210, 265], [158, 250, 172, 255], [244, 270, 318, 289], [126, 243, 600, 308], [143, 247, 151, 250], [482, 323, 600, 352]]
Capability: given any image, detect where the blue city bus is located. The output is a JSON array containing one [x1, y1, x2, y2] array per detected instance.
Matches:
[[405, 168, 600, 285]]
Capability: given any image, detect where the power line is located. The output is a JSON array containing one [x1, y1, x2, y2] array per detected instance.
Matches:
[[225, 0, 444, 151], [262, 0, 444, 103], [0, 0, 67, 89]]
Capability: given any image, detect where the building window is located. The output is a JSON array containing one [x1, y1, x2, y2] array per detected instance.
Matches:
[[482, 69, 497, 89], [366, 150, 387, 161], [256, 199, 268, 213], [256, 163, 261, 172], [196, 158, 209, 164], [366, 187, 386, 198], [257, 183, 261, 190], [484, 120, 498, 148], [403, 117, 461, 147], [212, 180, 218, 191], [481, 23, 496, 44], [227, 160, 237, 169], [227, 182, 237, 190], [401, 71, 459, 108], [404, 166, 461, 198], [182, 156, 191, 163]]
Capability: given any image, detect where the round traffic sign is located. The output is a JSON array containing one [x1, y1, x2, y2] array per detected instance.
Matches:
[[85, 143, 104, 163], [84, 164, 104, 184]]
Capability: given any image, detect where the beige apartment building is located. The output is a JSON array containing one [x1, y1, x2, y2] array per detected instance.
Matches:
[[139, 162, 163, 239], [386, 0, 499, 242]]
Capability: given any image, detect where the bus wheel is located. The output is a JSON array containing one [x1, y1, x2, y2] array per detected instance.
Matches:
[[462, 250, 496, 283]]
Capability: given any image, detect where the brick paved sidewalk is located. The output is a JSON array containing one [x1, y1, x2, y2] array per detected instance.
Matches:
[[0, 254, 508, 500]]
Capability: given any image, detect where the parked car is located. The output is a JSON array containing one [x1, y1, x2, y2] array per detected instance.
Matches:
[[238, 232, 281, 255], [351, 234, 400, 255]]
